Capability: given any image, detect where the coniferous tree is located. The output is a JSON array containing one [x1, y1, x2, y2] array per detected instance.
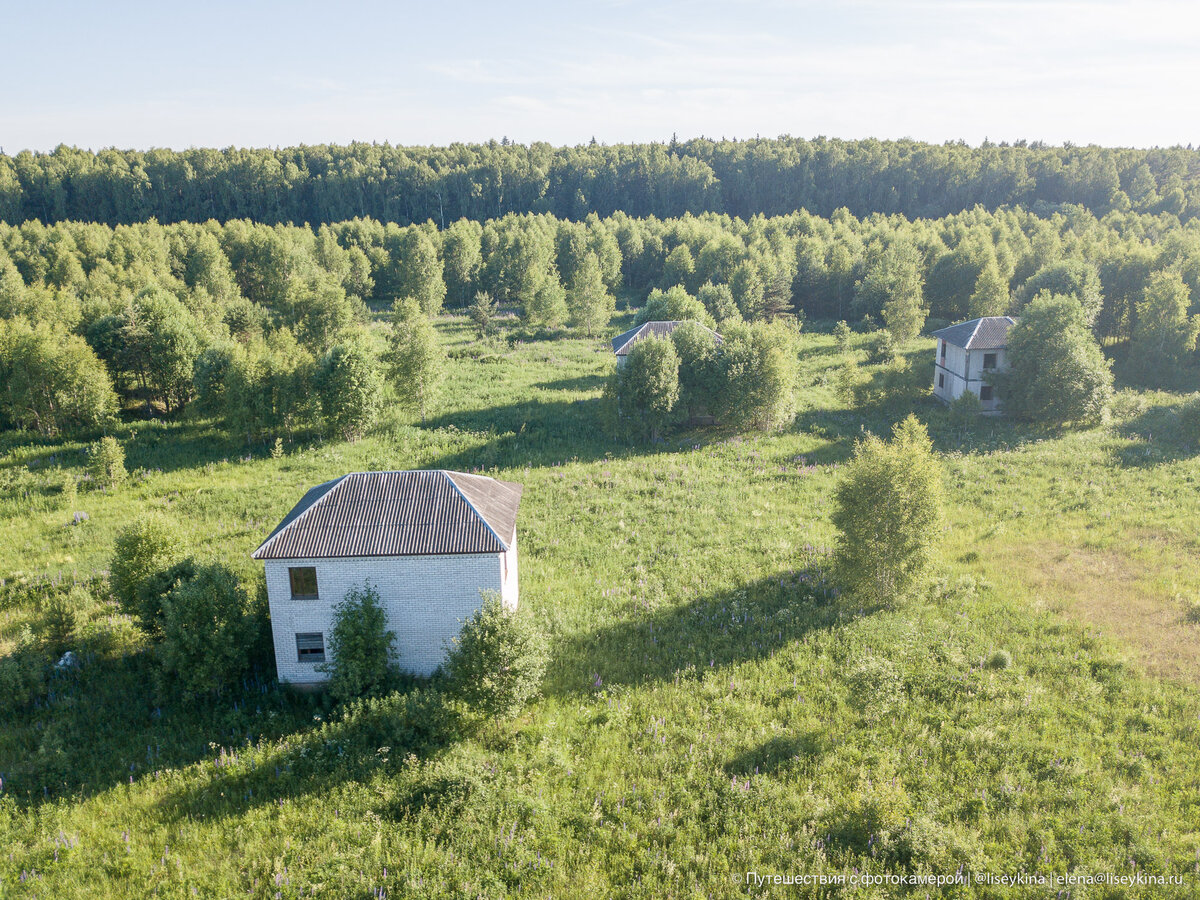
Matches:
[[468, 290, 500, 339]]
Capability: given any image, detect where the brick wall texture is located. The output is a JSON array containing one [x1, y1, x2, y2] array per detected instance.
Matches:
[[265, 548, 518, 683]]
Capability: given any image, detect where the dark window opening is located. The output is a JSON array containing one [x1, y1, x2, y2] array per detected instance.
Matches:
[[938, 373, 945, 388], [296, 632, 325, 663], [289, 566, 318, 600], [940, 341, 946, 359], [980, 385, 994, 402], [983, 352, 997, 370]]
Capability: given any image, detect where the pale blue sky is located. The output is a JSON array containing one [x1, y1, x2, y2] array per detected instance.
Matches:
[[2, 0, 1197, 151]]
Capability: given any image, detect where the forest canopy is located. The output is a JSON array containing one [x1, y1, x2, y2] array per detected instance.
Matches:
[[2, 137, 1199, 228]]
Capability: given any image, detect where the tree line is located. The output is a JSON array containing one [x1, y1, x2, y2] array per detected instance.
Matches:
[[3, 137, 1199, 228], [2, 204, 1199, 439]]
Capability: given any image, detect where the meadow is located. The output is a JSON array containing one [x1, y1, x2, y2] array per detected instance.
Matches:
[[1, 317, 1199, 898]]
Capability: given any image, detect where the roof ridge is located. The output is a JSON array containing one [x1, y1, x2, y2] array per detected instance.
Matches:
[[252, 474, 348, 558], [967, 318, 984, 347], [443, 471, 509, 551], [613, 322, 652, 355]]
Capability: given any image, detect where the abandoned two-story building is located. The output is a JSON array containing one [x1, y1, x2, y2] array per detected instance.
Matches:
[[931, 316, 1016, 412], [252, 469, 522, 685]]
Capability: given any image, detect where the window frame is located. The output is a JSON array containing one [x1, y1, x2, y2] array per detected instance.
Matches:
[[288, 566, 319, 600], [295, 632, 325, 663], [979, 385, 994, 402], [937, 373, 945, 388], [982, 352, 998, 370]]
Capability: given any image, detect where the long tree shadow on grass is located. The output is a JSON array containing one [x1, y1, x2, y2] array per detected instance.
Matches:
[[536, 373, 609, 393], [419, 396, 710, 471], [156, 567, 861, 825], [548, 564, 864, 697], [1110, 397, 1200, 468], [790, 393, 1048, 468]]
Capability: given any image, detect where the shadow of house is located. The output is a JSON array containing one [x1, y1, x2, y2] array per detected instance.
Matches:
[[157, 684, 456, 824]]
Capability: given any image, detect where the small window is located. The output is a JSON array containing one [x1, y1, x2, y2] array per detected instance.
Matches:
[[980, 385, 994, 402], [937, 373, 945, 388], [983, 352, 997, 370], [289, 566, 318, 600], [296, 633, 325, 663], [940, 341, 946, 359]]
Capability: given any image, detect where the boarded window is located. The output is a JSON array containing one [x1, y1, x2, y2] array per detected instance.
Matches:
[[983, 352, 997, 370], [980, 385, 994, 402], [296, 632, 325, 663], [938, 373, 945, 388], [289, 566, 318, 600]]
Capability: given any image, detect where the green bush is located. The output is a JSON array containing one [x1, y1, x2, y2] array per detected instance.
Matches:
[[603, 335, 680, 442], [443, 593, 547, 719], [862, 329, 896, 364], [159, 563, 262, 693], [37, 586, 82, 656], [109, 516, 185, 635], [949, 389, 983, 424], [832, 320, 853, 352], [986, 649, 1013, 670], [87, 436, 126, 489], [832, 416, 944, 605], [0, 642, 48, 716], [318, 582, 398, 704]]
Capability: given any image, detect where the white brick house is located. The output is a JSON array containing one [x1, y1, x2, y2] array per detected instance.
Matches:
[[251, 470, 522, 684], [931, 316, 1016, 413]]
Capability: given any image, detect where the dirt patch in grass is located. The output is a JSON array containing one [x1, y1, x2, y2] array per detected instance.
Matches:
[[979, 540, 1200, 684]]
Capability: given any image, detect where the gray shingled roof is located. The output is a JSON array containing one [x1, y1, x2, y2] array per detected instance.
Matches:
[[611, 320, 723, 356], [251, 470, 522, 560], [930, 316, 1017, 350]]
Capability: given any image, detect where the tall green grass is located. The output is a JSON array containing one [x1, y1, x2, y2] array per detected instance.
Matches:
[[1, 319, 1198, 897]]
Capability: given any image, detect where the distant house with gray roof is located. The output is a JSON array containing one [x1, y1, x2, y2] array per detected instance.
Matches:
[[611, 320, 723, 368], [252, 470, 522, 684], [931, 316, 1016, 412]]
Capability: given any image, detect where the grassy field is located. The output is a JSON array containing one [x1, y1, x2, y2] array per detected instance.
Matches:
[[1, 317, 1199, 897]]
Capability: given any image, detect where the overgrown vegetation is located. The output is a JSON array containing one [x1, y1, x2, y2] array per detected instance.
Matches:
[[1, 319, 1199, 896], [3, 138, 1200, 894], [319, 582, 398, 704], [443, 592, 548, 720]]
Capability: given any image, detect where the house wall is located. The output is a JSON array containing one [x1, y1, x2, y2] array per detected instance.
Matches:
[[932, 340, 1007, 411], [500, 536, 519, 611], [264, 552, 513, 683]]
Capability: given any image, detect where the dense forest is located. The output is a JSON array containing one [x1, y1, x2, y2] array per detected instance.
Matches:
[[3, 201, 1200, 439], [3, 137, 1200, 227]]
